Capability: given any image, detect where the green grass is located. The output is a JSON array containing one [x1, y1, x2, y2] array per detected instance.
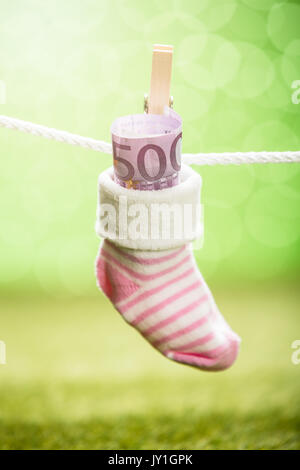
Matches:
[[0, 285, 300, 449]]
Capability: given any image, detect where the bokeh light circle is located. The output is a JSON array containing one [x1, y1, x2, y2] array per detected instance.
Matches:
[[0, 219, 33, 283], [203, 165, 255, 208], [202, 205, 243, 260], [267, 3, 300, 52], [21, 156, 84, 222], [58, 238, 97, 296], [174, 84, 215, 122], [227, 4, 268, 45], [223, 42, 274, 99], [242, 0, 284, 12], [34, 239, 63, 295], [255, 55, 292, 110], [245, 186, 300, 248], [60, 44, 121, 102], [178, 34, 241, 91], [178, 0, 237, 32], [281, 42, 300, 93]]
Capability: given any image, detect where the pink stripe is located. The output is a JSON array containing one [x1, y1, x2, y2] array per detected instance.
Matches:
[[168, 343, 229, 367], [143, 294, 209, 336], [153, 316, 210, 347], [170, 343, 228, 359], [132, 281, 201, 326], [102, 248, 190, 282], [166, 350, 221, 369], [200, 342, 228, 358], [121, 267, 195, 313], [106, 240, 185, 266], [175, 331, 215, 352]]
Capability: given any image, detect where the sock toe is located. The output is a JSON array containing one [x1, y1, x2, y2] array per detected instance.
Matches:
[[212, 332, 241, 371], [165, 331, 241, 371]]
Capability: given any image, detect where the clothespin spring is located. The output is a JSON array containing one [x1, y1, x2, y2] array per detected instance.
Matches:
[[144, 94, 174, 113]]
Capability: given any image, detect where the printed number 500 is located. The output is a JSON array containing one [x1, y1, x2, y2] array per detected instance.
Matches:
[[113, 133, 182, 182]]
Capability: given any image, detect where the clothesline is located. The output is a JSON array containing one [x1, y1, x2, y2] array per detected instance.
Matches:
[[1, 114, 300, 166]]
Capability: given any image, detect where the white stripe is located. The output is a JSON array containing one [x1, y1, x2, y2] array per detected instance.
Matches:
[[121, 270, 198, 323], [121, 245, 183, 260], [138, 289, 209, 336], [144, 298, 211, 343], [161, 328, 226, 353], [103, 242, 189, 278], [116, 257, 197, 311]]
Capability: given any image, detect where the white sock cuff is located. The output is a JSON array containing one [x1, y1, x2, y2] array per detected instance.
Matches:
[[96, 164, 203, 251]]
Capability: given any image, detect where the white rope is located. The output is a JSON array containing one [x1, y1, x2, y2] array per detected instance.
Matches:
[[1, 114, 300, 166], [183, 150, 300, 166], [0, 115, 112, 154]]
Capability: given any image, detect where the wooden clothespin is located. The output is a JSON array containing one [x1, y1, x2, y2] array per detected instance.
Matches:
[[147, 44, 173, 115]]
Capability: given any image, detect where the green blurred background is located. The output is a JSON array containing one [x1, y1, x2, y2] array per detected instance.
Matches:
[[0, 0, 299, 450]]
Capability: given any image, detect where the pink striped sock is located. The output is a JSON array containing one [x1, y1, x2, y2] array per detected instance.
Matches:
[[96, 239, 240, 371], [95, 165, 240, 371]]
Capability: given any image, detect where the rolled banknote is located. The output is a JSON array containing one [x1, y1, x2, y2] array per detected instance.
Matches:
[[111, 107, 182, 190]]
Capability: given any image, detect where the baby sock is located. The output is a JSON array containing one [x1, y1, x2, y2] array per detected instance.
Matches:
[[95, 165, 240, 371]]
